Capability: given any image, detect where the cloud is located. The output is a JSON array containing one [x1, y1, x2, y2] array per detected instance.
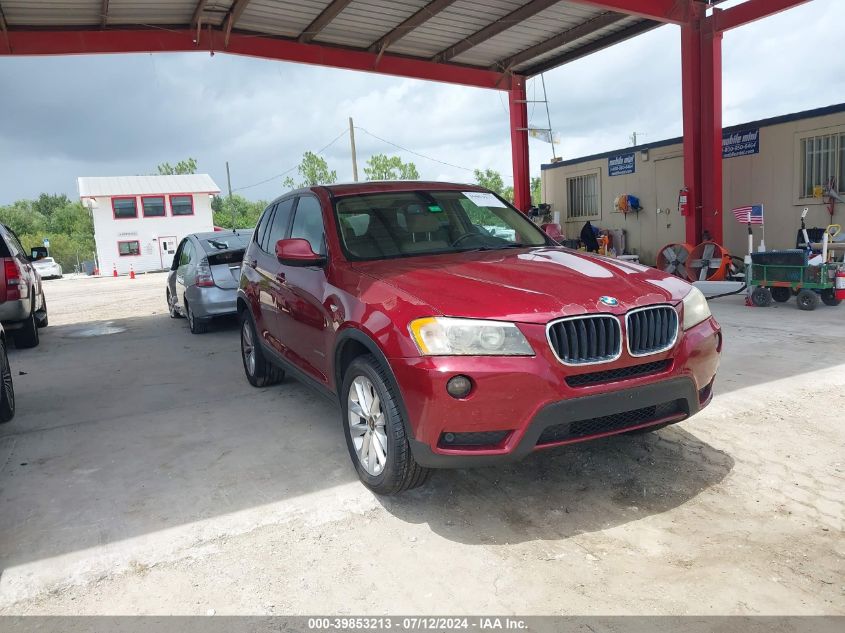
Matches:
[[0, 0, 841, 205]]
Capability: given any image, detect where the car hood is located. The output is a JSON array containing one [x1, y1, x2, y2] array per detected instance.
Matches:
[[351, 247, 693, 323]]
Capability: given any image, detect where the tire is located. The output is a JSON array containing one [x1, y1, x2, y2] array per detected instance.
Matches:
[[0, 337, 15, 423], [167, 289, 183, 319], [14, 300, 40, 349], [36, 292, 48, 328], [796, 289, 819, 311], [341, 354, 432, 495], [771, 287, 791, 303], [187, 301, 209, 334], [240, 310, 285, 387], [751, 286, 772, 307], [820, 289, 842, 307]]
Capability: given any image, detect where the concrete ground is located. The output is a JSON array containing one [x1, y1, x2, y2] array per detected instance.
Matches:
[[0, 273, 842, 615]]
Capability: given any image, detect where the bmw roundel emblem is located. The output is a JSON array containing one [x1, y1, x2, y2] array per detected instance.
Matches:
[[599, 296, 619, 307]]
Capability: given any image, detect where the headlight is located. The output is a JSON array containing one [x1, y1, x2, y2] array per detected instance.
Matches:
[[408, 317, 534, 356], [682, 286, 711, 330]]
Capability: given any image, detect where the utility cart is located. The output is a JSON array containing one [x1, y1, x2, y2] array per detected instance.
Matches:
[[748, 249, 843, 310]]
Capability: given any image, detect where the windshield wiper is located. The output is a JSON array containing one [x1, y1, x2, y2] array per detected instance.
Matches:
[[457, 243, 527, 253]]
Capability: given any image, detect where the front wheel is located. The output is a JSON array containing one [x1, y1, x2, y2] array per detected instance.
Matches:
[[751, 287, 772, 307], [341, 355, 431, 495], [0, 337, 15, 423]]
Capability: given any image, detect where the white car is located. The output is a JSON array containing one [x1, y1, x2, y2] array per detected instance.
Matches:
[[32, 257, 62, 279]]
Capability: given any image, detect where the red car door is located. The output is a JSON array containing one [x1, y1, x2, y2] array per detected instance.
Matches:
[[276, 195, 333, 386], [250, 198, 295, 354]]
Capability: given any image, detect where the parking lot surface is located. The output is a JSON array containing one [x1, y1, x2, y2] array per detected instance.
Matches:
[[0, 273, 842, 614]]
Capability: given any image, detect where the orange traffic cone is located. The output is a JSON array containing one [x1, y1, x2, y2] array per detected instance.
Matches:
[[112, 263, 118, 277], [129, 265, 136, 280]]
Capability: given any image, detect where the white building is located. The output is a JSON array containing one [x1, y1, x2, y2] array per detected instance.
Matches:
[[77, 174, 220, 275]]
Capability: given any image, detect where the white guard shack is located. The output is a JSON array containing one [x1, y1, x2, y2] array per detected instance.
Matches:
[[77, 174, 220, 275]]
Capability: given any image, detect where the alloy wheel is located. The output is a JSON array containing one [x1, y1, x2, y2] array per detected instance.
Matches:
[[348, 376, 388, 476], [1, 346, 13, 412], [242, 320, 256, 376]]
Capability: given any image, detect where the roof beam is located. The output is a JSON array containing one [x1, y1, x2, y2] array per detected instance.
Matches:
[[223, 0, 252, 47], [522, 19, 659, 75], [101, 1, 109, 28], [566, 0, 690, 25], [710, 0, 811, 33], [192, 0, 208, 29], [298, 0, 354, 44], [491, 12, 625, 71], [432, 0, 560, 63], [368, 0, 459, 53], [0, 28, 510, 91]]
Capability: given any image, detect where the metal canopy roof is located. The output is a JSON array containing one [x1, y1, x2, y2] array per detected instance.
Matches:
[[0, 0, 670, 79]]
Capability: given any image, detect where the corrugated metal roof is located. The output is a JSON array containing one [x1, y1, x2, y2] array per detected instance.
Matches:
[[77, 174, 221, 197], [3, 0, 663, 77]]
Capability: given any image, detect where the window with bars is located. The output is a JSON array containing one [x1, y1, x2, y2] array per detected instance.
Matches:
[[566, 173, 600, 219], [799, 132, 845, 198]]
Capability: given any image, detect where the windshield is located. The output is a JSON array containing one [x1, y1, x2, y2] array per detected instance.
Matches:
[[334, 190, 548, 260]]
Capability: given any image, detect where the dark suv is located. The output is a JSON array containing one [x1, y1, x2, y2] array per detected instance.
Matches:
[[0, 223, 48, 348], [237, 182, 721, 494]]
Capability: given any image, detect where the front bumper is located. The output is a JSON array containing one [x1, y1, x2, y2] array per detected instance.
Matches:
[[391, 316, 721, 469]]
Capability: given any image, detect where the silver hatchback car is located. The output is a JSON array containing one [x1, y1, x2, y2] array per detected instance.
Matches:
[[166, 230, 252, 334]]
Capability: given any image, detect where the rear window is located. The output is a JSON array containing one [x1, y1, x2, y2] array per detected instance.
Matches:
[[200, 235, 250, 253], [35, 257, 55, 264]]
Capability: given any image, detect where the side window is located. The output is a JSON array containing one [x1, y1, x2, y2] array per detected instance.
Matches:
[[264, 198, 295, 252], [289, 196, 326, 255], [179, 241, 194, 266], [255, 204, 275, 251]]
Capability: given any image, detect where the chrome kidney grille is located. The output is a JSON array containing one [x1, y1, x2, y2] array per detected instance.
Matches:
[[547, 315, 622, 365], [547, 306, 679, 365], [626, 306, 678, 356]]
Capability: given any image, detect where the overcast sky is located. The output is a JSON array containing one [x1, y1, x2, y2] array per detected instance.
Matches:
[[0, 0, 842, 205]]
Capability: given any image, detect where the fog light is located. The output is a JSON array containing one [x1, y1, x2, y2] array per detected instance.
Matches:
[[443, 433, 456, 443], [446, 375, 473, 398]]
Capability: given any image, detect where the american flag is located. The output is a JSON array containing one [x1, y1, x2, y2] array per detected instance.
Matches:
[[732, 204, 764, 225]]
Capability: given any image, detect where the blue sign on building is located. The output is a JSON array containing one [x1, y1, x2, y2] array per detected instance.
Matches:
[[608, 152, 635, 176], [723, 128, 759, 158]]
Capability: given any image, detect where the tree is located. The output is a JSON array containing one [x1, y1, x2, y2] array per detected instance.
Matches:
[[363, 154, 419, 180], [283, 151, 337, 189], [211, 194, 268, 229], [473, 168, 514, 203], [531, 177, 542, 206], [157, 158, 198, 175]]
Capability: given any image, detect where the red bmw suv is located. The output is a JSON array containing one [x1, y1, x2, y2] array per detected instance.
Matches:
[[237, 182, 721, 494]]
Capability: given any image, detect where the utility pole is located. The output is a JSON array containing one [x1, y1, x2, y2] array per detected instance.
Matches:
[[349, 117, 359, 182], [226, 161, 234, 229]]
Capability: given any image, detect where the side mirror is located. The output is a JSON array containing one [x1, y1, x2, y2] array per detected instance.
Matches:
[[275, 238, 325, 267]]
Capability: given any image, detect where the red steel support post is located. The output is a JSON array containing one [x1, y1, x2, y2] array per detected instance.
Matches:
[[680, 15, 702, 245], [700, 26, 723, 244], [509, 75, 531, 212]]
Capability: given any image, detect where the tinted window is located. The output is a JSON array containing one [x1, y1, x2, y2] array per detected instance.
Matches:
[[171, 195, 193, 216], [179, 240, 194, 266], [200, 234, 250, 253], [142, 196, 166, 217], [113, 197, 137, 219], [264, 198, 295, 252], [118, 241, 141, 256], [290, 196, 325, 255], [255, 205, 274, 250]]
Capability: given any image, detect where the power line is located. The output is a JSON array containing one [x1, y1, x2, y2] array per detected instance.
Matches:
[[354, 126, 512, 180], [232, 128, 349, 192]]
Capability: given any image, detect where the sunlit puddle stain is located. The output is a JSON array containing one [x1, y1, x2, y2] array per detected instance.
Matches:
[[64, 323, 127, 338]]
